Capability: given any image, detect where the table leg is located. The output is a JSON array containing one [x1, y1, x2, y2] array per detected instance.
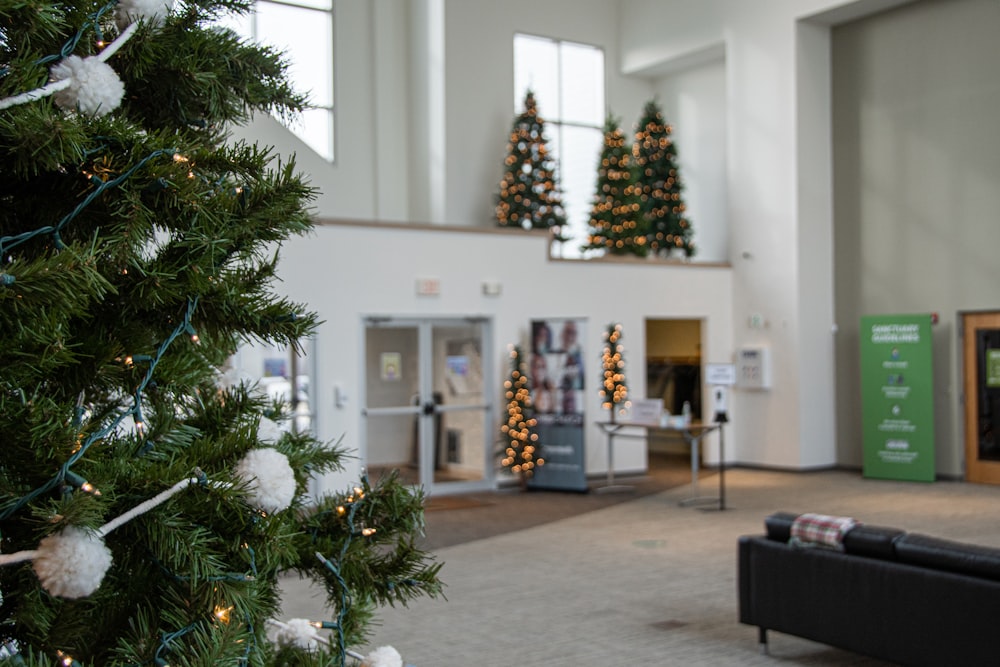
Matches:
[[679, 430, 721, 507], [594, 427, 633, 494]]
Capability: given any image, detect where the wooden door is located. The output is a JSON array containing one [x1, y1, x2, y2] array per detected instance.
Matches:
[[962, 311, 1000, 483]]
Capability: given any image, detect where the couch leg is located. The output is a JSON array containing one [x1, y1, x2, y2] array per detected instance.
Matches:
[[758, 627, 769, 655]]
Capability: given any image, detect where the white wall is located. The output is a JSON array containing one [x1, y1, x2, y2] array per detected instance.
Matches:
[[832, 0, 1000, 476], [646, 60, 728, 263], [618, 0, 915, 470], [264, 223, 732, 495], [231, 0, 653, 227], [230, 0, 995, 482]]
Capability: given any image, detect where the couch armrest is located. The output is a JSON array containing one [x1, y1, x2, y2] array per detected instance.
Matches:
[[764, 512, 799, 542]]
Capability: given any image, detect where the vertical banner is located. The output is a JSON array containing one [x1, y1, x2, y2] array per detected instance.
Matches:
[[860, 314, 935, 481], [528, 318, 588, 492]]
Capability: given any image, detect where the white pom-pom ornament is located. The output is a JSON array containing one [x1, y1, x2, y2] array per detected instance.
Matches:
[[115, 0, 174, 28], [32, 526, 112, 599], [361, 646, 403, 667], [50, 56, 125, 116], [233, 448, 296, 513], [273, 618, 321, 651], [257, 416, 285, 444]]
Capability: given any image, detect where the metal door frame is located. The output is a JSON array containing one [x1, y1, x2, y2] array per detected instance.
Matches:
[[360, 316, 495, 495]]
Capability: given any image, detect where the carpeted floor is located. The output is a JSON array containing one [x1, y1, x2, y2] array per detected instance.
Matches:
[[420, 451, 704, 549], [280, 462, 1000, 666]]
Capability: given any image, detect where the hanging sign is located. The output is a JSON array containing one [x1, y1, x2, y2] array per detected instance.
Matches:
[[859, 314, 935, 481]]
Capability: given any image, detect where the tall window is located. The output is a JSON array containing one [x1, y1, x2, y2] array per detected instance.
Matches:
[[514, 33, 605, 258], [221, 0, 335, 161]]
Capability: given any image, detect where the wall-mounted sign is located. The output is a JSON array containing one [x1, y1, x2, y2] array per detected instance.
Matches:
[[380, 352, 401, 381], [705, 363, 736, 386], [859, 314, 935, 482]]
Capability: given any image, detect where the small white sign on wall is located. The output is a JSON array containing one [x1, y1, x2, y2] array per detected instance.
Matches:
[[705, 363, 736, 386]]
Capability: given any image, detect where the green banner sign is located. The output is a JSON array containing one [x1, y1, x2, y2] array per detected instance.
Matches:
[[859, 314, 935, 481]]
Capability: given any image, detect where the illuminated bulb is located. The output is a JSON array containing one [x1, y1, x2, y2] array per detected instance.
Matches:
[[214, 605, 233, 624], [56, 650, 74, 666], [173, 154, 189, 163], [80, 482, 101, 496], [361, 527, 376, 537]]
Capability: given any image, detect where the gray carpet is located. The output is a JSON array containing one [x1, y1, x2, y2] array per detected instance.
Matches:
[[280, 466, 1000, 666]]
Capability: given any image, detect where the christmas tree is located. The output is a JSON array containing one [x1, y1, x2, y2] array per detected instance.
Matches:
[[582, 114, 648, 257], [633, 99, 695, 257], [499, 345, 541, 487], [599, 324, 629, 422], [494, 90, 567, 237], [0, 1, 441, 665]]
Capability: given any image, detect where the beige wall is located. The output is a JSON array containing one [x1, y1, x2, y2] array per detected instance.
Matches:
[[832, 0, 1000, 476]]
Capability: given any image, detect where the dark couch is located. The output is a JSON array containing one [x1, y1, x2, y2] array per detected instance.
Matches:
[[738, 512, 1000, 666]]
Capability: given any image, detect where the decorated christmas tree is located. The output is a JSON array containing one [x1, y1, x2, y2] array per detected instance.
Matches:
[[0, 1, 441, 665], [633, 99, 695, 257], [582, 114, 648, 257], [499, 345, 542, 487], [494, 90, 567, 237], [599, 324, 629, 422]]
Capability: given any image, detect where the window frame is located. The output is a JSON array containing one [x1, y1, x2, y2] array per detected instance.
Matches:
[[243, 0, 336, 162], [513, 32, 607, 258]]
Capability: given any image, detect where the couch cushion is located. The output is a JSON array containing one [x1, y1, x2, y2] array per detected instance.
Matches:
[[895, 533, 1000, 582], [842, 524, 905, 560]]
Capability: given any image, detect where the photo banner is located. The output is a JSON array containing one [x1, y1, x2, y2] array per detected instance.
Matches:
[[527, 318, 588, 492], [859, 314, 935, 481]]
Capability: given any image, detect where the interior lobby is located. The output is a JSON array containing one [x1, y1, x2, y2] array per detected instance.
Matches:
[[242, 1, 1000, 662]]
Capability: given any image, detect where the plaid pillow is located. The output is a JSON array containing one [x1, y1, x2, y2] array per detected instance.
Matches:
[[790, 513, 859, 551]]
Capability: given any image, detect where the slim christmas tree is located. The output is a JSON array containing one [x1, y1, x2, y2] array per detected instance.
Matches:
[[600, 324, 629, 422], [499, 345, 542, 487], [494, 90, 567, 237], [0, 1, 440, 665], [633, 99, 695, 257], [583, 114, 648, 257]]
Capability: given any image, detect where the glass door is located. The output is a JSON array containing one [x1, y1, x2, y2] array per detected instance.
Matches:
[[362, 317, 493, 495], [963, 311, 1000, 484]]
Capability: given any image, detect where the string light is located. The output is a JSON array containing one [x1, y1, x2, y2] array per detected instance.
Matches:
[[494, 90, 566, 233], [213, 605, 234, 624], [499, 345, 541, 480], [600, 323, 630, 421], [584, 116, 648, 257], [632, 99, 695, 257]]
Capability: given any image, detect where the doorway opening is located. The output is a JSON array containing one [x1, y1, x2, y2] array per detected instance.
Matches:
[[645, 318, 703, 468], [962, 310, 1000, 484]]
